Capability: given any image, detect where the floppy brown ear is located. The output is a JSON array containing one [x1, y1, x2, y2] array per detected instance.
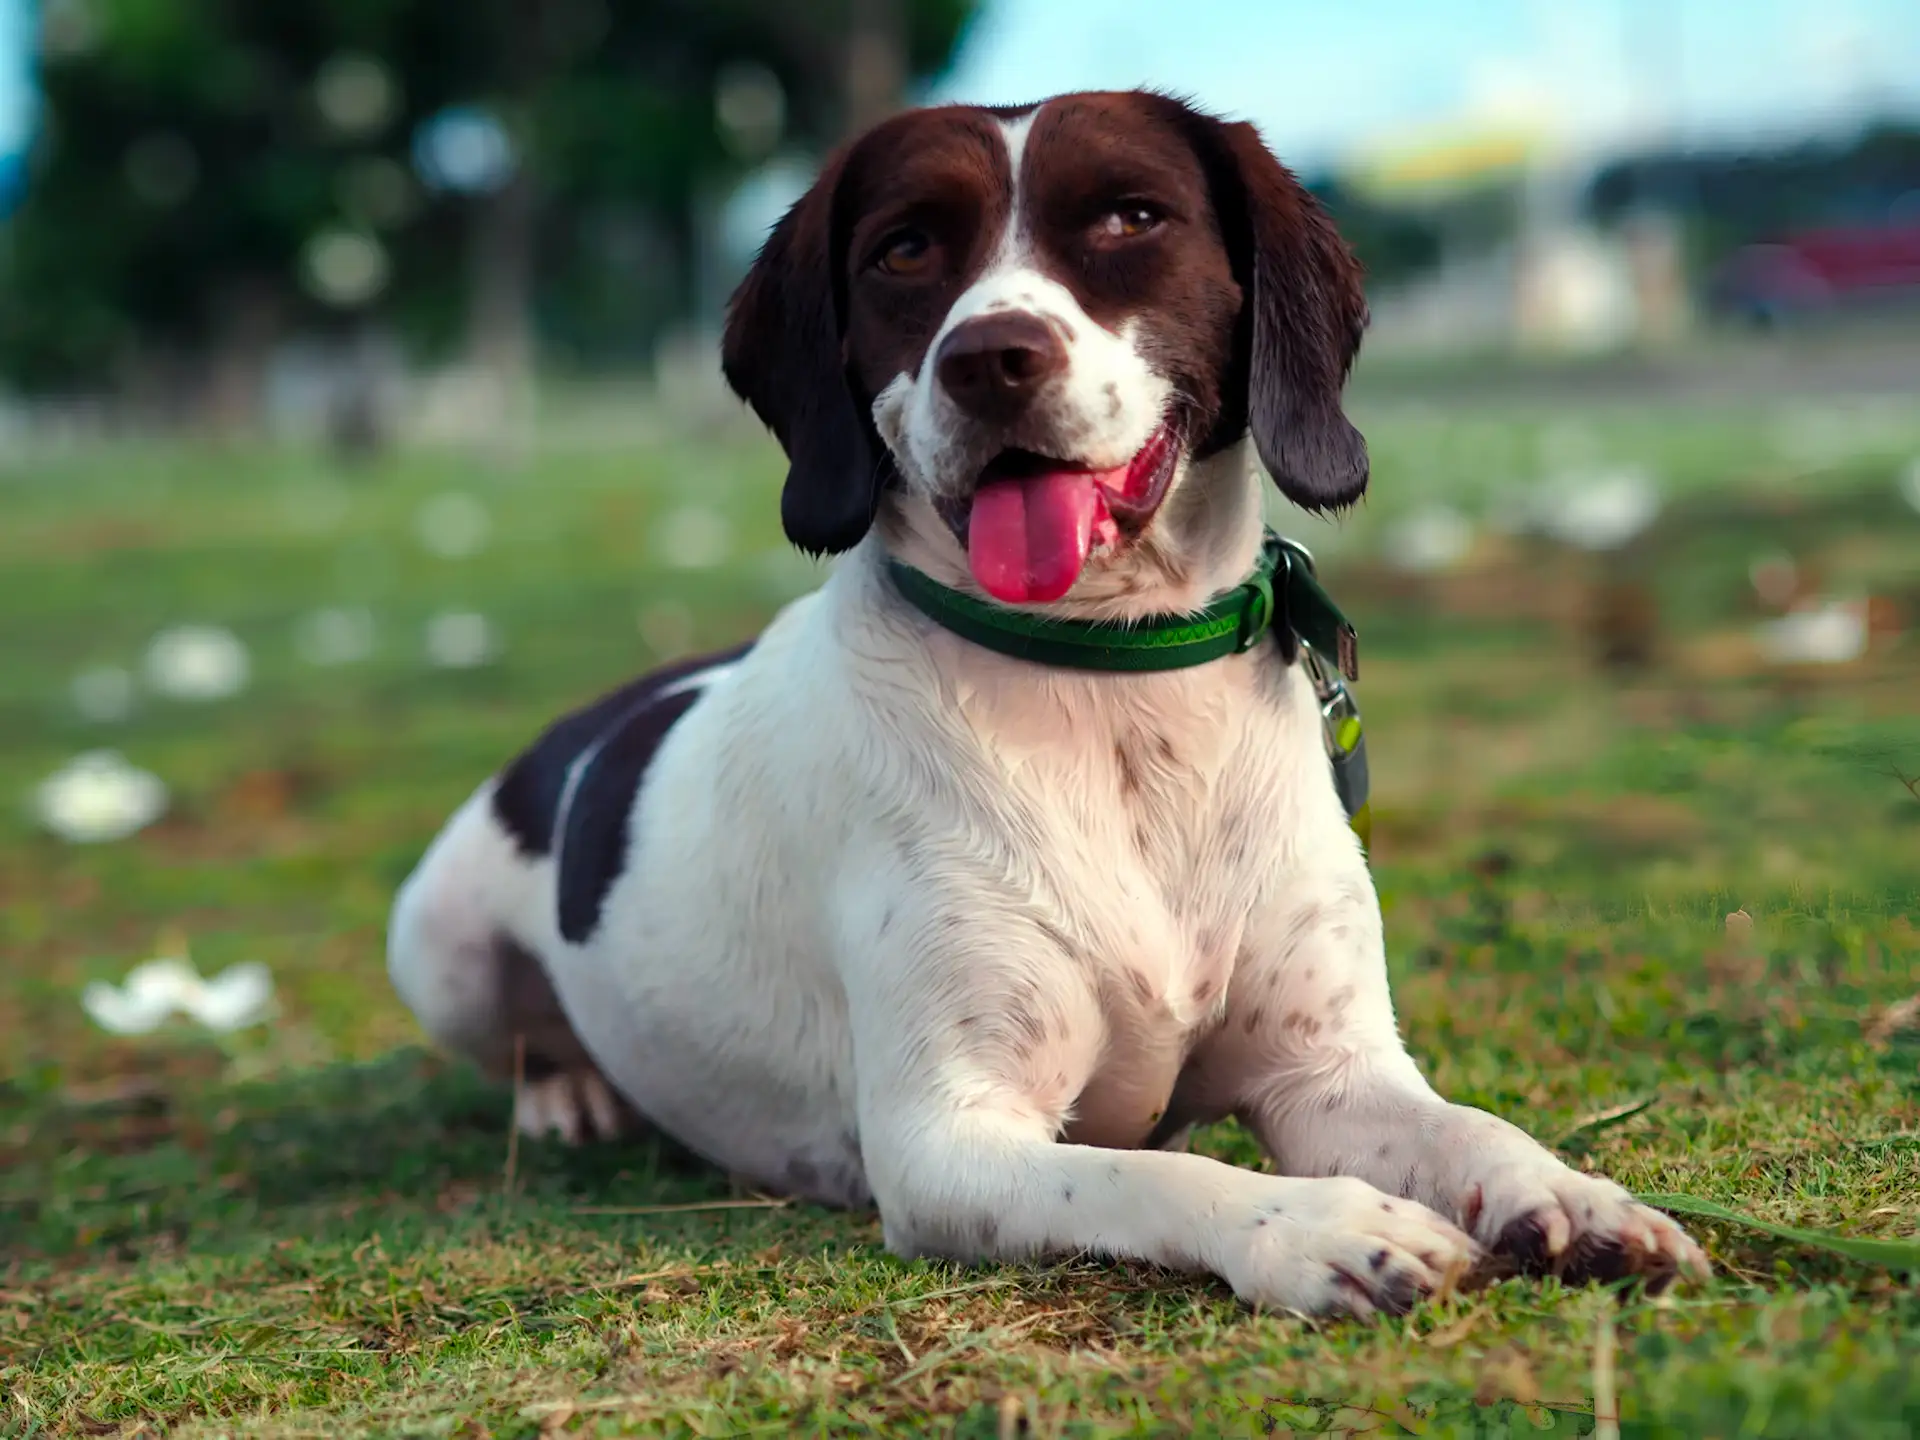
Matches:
[[1202, 119, 1370, 513], [721, 152, 883, 556]]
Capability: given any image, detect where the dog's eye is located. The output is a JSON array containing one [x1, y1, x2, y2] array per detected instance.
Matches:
[[875, 228, 935, 276], [1096, 204, 1163, 240]]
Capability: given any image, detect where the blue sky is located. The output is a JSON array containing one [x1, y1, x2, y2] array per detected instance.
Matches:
[[932, 0, 1920, 171], [0, 0, 31, 158], [8, 0, 1917, 212]]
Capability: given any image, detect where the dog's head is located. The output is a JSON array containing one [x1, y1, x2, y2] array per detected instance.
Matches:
[[722, 90, 1368, 607]]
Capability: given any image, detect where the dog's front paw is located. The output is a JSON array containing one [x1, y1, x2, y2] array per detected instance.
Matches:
[[515, 1067, 634, 1145], [1464, 1166, 1708, 1292], [1226, 1176, 1481, 1319]]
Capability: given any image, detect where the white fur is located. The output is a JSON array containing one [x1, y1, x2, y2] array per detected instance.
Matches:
[[387, 115, 1705, 1315]]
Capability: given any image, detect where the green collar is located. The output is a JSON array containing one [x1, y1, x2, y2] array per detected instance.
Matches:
[[887, 528, 1358, 680]]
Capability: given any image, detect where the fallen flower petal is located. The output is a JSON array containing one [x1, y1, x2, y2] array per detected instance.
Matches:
[[33, 751, 169, 844], [188, 961, 277, 1031], [80, 979, 175, 1036], [145, 624, 251, 702], [79, 953, 278, 1035]]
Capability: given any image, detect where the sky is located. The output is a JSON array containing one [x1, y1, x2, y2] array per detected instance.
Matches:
[[932, 0, 1920, 172], [7, 0, 1917, 179], [0, 0, 30, 156]]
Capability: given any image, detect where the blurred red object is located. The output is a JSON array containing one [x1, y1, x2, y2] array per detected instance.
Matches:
[[1709, 222, 1920, 324]]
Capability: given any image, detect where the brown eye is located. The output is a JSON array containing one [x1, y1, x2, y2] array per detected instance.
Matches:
[[1097, 204, 1163, 240], [876, 228, 935, 276]]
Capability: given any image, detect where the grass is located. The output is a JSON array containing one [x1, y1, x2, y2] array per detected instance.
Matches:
[[2, 391, 1918, 1437]]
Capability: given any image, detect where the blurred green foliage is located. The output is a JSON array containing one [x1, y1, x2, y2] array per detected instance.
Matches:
[[0, 0, 977, 389]]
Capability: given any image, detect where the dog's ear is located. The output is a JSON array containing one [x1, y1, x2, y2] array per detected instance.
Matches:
[[1199, 119, 1370, 513], [721, 149, 882, 556]]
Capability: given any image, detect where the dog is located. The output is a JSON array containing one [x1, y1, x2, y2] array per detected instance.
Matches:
[[388, 89, 1706, 1316]]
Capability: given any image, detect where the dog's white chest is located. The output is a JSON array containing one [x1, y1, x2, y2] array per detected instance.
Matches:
[[952, 655, 1282, 1147]]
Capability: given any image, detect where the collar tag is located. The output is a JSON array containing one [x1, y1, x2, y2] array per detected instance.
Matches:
[[1274, 538, 1359, 683]]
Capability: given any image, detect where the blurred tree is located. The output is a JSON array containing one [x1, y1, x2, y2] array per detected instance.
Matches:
[[0, 0, 977, 408], [1306, 176, 1446, 290]]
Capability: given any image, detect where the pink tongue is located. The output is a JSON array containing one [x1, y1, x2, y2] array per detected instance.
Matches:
[[967, 470, 1107, 604]]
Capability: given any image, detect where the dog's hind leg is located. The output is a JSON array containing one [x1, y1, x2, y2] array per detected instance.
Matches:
[[388, 787, 638, 1144]]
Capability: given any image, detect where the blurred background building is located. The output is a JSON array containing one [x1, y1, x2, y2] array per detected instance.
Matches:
[[1, 0, 1917, 447]]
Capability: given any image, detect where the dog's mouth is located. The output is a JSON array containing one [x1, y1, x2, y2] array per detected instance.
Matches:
[[938, 422, 1182, 605]]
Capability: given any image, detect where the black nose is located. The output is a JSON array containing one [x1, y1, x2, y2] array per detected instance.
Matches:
[[935, 312, 1068, 421]]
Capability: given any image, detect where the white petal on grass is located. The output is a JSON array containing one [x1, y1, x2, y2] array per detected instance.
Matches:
[[189, 962, 277, 1030], [71, 665, 136, 722], [1757, 601, 1868, 667], [82, 954, 276, 1035], [1384, 505, 1474, 574], [144, 625, 251, 702], [652, 506, 734, 571], [82, 978, 176, 1035], [34, 751, 169, 844], [1540, 467, 1662, 551], [295, 606, 376, 666], [415, 491, 492, 558], [425, 611, 498, 668]]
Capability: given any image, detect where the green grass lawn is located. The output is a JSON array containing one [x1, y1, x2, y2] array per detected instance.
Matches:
[[2, 396, 1918, 1437]]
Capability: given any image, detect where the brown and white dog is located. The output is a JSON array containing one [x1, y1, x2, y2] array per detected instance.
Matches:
[[388, 90, 1706, 1316]]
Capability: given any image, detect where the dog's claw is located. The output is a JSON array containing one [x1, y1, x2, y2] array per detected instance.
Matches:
[[1477, 1176, 1708, 1291]]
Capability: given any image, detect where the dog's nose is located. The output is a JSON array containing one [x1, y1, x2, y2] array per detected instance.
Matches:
[[935, 313, 1068, 421]]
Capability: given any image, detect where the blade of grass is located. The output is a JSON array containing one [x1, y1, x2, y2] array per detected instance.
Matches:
[[571, 1196, 790, 1216], [1553, 1095, 1659, 1153], [1637, 1193, 1920, 1271]]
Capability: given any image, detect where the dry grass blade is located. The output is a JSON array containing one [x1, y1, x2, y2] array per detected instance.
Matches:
[[1553, 1095, 1660, 1153], [504, 1031, 524, 1194], [1865, 994, 1920, 1046], [1593, 1295, 1620, 1440], [889, 1308, 1076, 1390], [572, 1196, 791, 1216]]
